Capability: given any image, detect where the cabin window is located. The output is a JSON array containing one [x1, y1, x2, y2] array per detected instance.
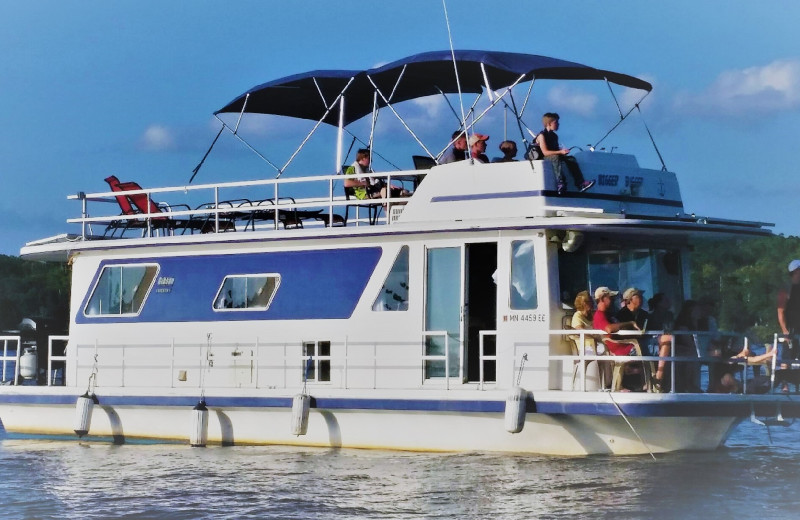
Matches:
[[213, 274, 281, 311], [373, 246, 409, 311], [302, 341, 330, 382], [84, 264, 159, 316], [587, 249, 682, 306], [510, 240, 538, 309]]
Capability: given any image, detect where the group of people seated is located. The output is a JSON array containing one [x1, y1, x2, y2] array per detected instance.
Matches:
[[440, 112, 595, 195], [568, 287, 778, 393], [346, 111, 600, 201]]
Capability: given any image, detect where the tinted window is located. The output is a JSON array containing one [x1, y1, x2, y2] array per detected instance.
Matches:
[[85, 264, 159, 316], [213, 274, 281, 311]]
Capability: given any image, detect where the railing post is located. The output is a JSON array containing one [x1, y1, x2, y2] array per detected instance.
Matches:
[[214, 186, 220, 233]]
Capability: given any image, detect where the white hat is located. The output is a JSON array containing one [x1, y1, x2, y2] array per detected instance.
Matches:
[[468, 133, 489, 147], [789, 259, 800, 273], [594, 287, 618, 300], [622, 287, 644, 301]]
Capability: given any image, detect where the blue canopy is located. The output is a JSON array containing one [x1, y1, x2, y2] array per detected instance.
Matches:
[[216, 50, 652, 126]]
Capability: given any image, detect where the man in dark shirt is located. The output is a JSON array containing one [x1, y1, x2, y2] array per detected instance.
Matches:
[[440, 130, 468, 164], [616, 287, 649, 330]]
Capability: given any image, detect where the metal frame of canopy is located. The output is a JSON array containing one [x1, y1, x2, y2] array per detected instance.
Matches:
[[197, 50, 656, 181]]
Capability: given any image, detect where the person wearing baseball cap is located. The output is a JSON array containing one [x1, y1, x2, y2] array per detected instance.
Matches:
[[617, 288, 647, 331], [592, 287, 640, 356], [468, 133, 490, 164]]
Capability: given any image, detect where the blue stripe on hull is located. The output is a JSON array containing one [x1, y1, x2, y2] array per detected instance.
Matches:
[[1, 393, 795, 418], [76, 247, 381, 323]]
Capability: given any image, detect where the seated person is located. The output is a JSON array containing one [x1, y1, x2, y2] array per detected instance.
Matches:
[[469, 133, 490, 164], [593, 286, 647, 391], [616, 287, 649, 330], [536, 112, 595, 195], [592, 287, 641, 356], [440, 130, 468, 164], [344, 148, 410, 201], [708, 341, 777, 393], [492, 140, 518, 162], [571, 290, 612, 386]]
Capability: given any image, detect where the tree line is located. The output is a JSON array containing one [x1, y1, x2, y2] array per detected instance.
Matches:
[[0, 255, 70, 332], [1, 234, 799, 338]]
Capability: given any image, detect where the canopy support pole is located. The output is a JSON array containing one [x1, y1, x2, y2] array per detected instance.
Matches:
[[366, 74, 437, 161], [279, 76, 356, 178], [336, 95, 345, 175], [592, 83, 658, 164], [214, 115, 282, 174], [189, 125, 224, 184]]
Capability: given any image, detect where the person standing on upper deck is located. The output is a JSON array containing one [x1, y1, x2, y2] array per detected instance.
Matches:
[[469, 134, 490, 164], [440, 130, 468, 164], [536, 113, 595, 195]]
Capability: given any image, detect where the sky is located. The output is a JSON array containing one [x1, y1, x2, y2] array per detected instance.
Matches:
[[1, 0, 799, 256]]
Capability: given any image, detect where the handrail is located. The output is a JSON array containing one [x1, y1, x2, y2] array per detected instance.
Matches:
[[422, 330, 450, 390], [479, 330, 497, 390], [48, 335, 69, 386], [554, 328, 775, 394], [0, 336, 21, 384], [68, 170, 425, 238]]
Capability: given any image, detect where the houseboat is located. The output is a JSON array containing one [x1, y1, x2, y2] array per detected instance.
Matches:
[[1, 50, 795, 455]]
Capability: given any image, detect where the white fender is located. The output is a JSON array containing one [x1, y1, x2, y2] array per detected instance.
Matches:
[[504, 386, 528, 433], [190, 400, 209, 447], [290, 394, 311, 436], [73, 392, 97, 437]]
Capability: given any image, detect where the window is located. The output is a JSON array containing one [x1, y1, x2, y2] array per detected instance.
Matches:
[[84, 264, 159, 316], [373, 246, 409, 311], [587, 249, 683, 309], [213, 274, 281, 311], [510, 240, 538, 310], [302, 341, 330, 382]]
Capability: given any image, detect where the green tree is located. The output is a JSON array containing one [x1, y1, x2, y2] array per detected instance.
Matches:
[[692, 235, 800, 341], [0, 255, 70, 331]]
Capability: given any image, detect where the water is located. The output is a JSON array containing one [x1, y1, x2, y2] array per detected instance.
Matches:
[[0, 422, 799, 519]]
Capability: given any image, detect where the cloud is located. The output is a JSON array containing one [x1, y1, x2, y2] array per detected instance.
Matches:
[[674, 59, 800, 116], [546, 85, 598, 117], [139, 124, 176, 151]]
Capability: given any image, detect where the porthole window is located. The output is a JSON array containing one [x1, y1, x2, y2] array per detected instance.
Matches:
[[213, 274, 281, 311], [84, 264, 159, 316]]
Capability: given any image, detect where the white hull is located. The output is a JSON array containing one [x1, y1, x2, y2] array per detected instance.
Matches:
[[0, 387, 743, 455]]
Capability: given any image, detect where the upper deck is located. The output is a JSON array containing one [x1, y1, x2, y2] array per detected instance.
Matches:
[[20, 49, 772, 260]]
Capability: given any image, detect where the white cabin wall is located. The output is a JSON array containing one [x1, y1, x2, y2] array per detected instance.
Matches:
[[493, 232, 553, 392]]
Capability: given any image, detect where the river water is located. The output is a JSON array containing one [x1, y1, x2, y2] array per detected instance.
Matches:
[[0, 421, 798, 519]]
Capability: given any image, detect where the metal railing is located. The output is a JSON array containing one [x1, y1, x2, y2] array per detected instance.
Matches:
[[0, 336, 21, 384], [552, 327, 787, 394], [479, 330, 497, 390], [68, 171, 424, 239]]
